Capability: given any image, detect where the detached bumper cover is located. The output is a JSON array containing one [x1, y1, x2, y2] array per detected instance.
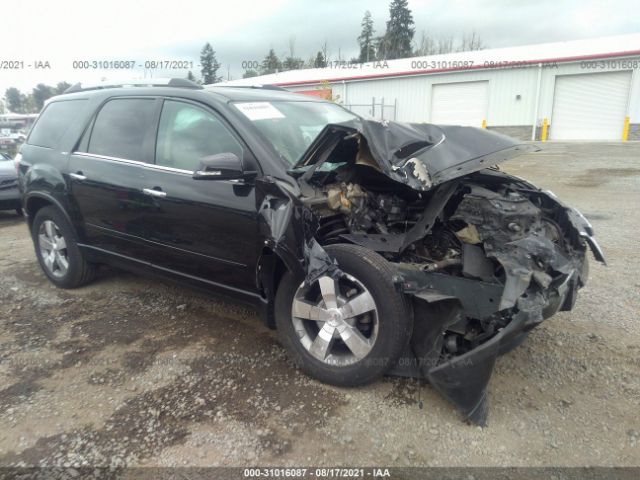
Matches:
[[427, 310, 528, 424], [394, 263, 581, 424]]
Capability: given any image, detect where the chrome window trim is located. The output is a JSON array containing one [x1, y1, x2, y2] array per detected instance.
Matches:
[[71, 151, 192, 175]]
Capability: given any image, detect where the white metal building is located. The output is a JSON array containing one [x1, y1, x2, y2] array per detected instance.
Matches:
[[221, 34, 640, 141]]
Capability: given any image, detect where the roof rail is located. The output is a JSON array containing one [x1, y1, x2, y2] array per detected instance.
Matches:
[[64, 78, 203, 94], [206, 84, 288, 92]]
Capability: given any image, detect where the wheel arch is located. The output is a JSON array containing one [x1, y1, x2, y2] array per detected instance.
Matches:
[[25, 193, 71, 229], [256, 244, 299, 329]]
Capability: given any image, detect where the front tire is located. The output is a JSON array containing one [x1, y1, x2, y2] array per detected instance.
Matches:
[[275, 244, 412, 387], [31, 206, 96, 288]]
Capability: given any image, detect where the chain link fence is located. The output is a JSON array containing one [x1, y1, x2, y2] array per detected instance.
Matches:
[[344, 97, 397, 121]]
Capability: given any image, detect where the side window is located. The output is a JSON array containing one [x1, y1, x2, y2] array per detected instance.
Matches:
[[87, 98, 156, 161], [27, 100, 87, 148], [155, 100, 243, 172]]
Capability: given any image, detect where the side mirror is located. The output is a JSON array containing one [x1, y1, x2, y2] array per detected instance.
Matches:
[[193, 152, 244, 180]]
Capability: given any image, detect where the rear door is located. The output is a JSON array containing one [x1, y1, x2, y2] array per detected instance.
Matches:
[[68, 97, 161, 260], [137, 98, 261, 294]]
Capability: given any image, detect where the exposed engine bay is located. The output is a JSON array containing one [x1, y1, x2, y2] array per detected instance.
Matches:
[[280, 120, 606, 424], [302, 163, 588, 343]]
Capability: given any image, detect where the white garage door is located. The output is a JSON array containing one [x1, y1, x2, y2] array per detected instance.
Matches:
[[550, 71, 631, 140], [431, 81, 488, 127]]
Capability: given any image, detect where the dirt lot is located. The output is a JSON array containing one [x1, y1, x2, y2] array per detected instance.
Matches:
[[0, 142, 639, 468]]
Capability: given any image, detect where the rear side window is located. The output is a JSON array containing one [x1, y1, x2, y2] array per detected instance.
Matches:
[[88, 98, 156, 161], [27, 100, 87, 148]]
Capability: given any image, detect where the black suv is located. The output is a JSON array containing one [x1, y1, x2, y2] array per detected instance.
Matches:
[[18, 79, 605, 424]]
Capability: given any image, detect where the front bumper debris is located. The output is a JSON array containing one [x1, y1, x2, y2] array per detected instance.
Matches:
[[390, 260, 584, 425], [385, 185, 605, 425]]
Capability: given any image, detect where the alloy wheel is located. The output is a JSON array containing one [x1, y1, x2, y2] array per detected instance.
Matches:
[[291, 274, 379, 366], [38, 220, 69, 278]]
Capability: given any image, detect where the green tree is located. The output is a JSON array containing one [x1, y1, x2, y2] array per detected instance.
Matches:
[[282, 37, 304, 71], [282, 56, 304, 71], [260, 49, 282, 75], [200, 43, 221, 84], [32, 84, 55, 111], [5, 88, 23, 113], [358, 11, 376, 62], [314, 51, 327, 68], [23, 95, 38, 113], [374, 35, 389, 60], [381, 0, 415, 59], [242, 70, 259, 78], [55, 81, 72, 94]]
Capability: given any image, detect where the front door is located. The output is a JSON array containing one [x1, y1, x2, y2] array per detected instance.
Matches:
[[138, 99, 261, 294]]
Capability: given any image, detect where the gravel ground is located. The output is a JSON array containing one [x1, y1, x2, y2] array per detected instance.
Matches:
[[0, 142, 638, 468]]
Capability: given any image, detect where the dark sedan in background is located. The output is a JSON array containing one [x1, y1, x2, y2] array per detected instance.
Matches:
[[0, 153, 21, 215]]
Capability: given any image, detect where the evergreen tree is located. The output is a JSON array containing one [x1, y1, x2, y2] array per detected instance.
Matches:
[[357, 11, 376, 62], [200, 43, 221, 84], [382, 0, 415, 59], [282, 56, 304, 71], [314, 51, 327, 68], [242, 70, 259, 78], [261, 49, 282, 75], [282, 37, 304, 72]]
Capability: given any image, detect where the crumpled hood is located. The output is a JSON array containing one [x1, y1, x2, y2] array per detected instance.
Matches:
[[359, 120, 540, 191], [297, 119, 540, 191]]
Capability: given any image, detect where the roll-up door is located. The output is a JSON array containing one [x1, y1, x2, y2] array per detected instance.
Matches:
[[550, 71, 631, 140], [431, 81, 489, 127]]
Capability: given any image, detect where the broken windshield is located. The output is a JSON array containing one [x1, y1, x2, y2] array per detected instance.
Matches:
[[233, 100, 357, 165]]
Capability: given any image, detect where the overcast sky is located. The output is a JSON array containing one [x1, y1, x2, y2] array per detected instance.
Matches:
[[2, 0, 639, 96]]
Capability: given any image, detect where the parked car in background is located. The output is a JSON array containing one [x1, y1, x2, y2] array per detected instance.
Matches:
[[0, 136, 16, 151], [8, 131, 27, 143], [0, 127, 27, 151], [0, 152, 21, 215]]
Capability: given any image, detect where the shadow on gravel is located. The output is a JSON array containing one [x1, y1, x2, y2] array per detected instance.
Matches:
[[569, 167, 640, 188]]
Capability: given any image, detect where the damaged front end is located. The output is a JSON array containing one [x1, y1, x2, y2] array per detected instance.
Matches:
[[288, 119, 605, 425]]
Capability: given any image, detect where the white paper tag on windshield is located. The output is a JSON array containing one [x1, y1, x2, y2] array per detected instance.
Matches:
[[235, 102, 285, 121]]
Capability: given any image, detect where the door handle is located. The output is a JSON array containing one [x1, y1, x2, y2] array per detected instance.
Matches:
[[143, 188, 167, 198], [69, 172, 86, 181]]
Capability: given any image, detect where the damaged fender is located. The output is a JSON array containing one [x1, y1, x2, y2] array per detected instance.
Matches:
[[255, 176, 339, 322]]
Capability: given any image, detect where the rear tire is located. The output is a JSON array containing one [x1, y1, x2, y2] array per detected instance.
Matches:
[[31, 206, 96, 288], [275, 243, 412, 386]]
